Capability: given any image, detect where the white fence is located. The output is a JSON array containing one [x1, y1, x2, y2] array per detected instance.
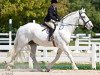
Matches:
[[0, 33, 100, 69], [1, 33, 100, 50]]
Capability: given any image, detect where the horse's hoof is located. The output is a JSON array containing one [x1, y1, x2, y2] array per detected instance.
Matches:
[[42, 69, 50, 72], [2, 71, 13, 75], [5, 64, 13, 71], [6, 66, 12, 71], [45, 68, 50, 72]]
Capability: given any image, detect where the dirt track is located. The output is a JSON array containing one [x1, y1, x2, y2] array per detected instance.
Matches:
[[0, 70, 100, 75]]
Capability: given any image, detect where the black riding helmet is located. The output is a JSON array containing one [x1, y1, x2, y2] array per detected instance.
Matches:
[[51, 0, 58, 4]]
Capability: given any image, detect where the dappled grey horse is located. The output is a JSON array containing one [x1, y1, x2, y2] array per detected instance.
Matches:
[[6, 8, 93, 71]]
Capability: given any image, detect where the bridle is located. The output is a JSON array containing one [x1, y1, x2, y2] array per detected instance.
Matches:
[[79, 10, 90, 27]]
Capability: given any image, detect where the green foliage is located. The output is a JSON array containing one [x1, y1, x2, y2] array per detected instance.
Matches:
[[57, 0, 69, 17], [69, 0, 100, 33], [0, 0, 100, 33], [0, 0, 68, 33], [92, 0, 100, 10]]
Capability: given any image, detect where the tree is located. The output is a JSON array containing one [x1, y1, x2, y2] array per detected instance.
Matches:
[[69, 0, 100, 33], [92, 0, 100, 10], [0, 0, 69, 33], [57, 0, 69, 17], [1, 0, 100, 33]]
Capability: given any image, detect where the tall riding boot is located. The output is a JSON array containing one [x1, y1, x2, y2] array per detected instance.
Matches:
[[48, 28, 54, 41]]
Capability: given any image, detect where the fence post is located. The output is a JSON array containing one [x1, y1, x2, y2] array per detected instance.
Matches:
[[9, 19, 12, 51], [33, 20, 35, 23], [99, 44, 100, 64], [87, 34, 91, 53], [92, 44, 96, 69], [75, 34, 79, 53], [43, 48, 47, 58]]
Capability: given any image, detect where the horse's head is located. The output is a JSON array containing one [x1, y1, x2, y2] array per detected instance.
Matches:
[[78, 8, 93, 30]]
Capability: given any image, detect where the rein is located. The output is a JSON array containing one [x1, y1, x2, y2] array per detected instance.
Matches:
[[59, 23, 79, 30]]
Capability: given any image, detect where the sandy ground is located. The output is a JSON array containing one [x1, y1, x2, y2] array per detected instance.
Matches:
[[0, 70, 100, 75]]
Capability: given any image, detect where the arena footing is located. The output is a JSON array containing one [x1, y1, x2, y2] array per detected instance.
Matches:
[[0, 70, 100, 75]]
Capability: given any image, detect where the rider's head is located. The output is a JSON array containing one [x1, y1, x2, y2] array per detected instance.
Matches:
[[51, 0, 58, 7]]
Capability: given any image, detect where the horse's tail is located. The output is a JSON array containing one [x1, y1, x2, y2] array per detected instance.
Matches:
[[7, 31, 18, 57], [5, 34, 18, 64], [7, 29, 28, 60]]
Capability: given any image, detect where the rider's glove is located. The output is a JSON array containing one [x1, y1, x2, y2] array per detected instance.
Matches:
[[56, 19, 60, 21]]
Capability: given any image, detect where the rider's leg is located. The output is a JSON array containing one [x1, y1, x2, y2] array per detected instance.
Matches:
[[48, 28, 55, 41], [45, 22, 55, 29], [45, 22, 55, 41]]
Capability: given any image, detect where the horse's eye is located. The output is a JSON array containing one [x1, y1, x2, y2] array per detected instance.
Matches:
[[82, 16, 85, 18]]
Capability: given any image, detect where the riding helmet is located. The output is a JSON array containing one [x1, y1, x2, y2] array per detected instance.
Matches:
[[51, 0, 58, 4]]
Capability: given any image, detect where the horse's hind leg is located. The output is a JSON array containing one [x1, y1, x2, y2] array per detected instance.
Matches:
[[45, 49, 62, 72], [6, 36, 27, 70], [29, 42, 42, 71], [6, 45, 25, 70]]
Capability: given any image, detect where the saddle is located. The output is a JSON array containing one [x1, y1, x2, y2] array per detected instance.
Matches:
[[42, 22, 56, 41], [42, 23, 51, 31]]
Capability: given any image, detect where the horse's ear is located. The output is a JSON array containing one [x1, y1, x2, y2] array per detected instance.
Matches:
[[82, 8, 83, 10], [81, 8, 85, 12], [83, 8, 85, 12]]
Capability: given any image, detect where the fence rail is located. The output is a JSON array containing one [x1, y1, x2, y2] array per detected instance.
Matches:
[[0, 33, 100, 69]]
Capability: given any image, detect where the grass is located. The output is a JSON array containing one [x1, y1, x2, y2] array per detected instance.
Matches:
[[1, 62, 100, 70]]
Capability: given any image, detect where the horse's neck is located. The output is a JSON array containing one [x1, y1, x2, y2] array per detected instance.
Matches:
[[66, 25, 77, 34], [61, 12, 79, 34], [60, 19, 78, 34]]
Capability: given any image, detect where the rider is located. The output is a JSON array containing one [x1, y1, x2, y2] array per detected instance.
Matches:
[[44, 0, 60, 41]]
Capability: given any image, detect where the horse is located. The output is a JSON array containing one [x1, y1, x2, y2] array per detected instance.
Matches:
[[6, 8, 93, 71]]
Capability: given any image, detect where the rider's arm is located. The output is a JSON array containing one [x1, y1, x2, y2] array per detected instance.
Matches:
[[48, 7, 58, 21]]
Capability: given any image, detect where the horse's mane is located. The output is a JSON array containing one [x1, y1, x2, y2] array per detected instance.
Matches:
[[61, 10, 79, 21]]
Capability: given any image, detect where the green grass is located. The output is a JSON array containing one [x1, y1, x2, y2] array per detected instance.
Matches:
[[69, 41, 75, 46], [1, 62, 100, 70]]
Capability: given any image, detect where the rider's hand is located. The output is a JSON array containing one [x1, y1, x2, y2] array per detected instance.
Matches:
[[51, 19, 56, 23], [56, 19, 60, 21]]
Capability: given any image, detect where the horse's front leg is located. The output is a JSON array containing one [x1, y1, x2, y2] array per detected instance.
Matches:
[[45, 48, 62, 72], [62, 43, 78, 70], [58, 30, 78, 69]]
